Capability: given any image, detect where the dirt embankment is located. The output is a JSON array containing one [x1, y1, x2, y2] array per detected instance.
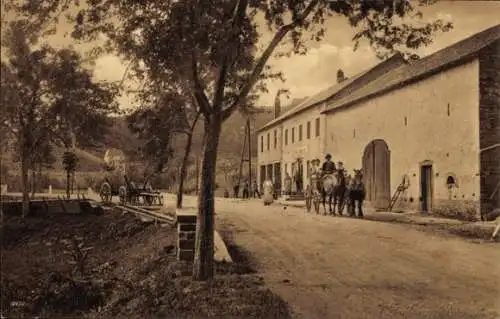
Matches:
[[1, 209, 291, 318]]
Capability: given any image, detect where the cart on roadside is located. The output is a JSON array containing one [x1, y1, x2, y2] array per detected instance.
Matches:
[[121, 176, 163, 206]]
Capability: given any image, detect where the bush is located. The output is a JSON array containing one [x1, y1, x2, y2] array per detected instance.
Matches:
[[432, 200, 478, 222]]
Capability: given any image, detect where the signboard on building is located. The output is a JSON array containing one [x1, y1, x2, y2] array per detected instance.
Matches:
[[293, 146, 308, 158]]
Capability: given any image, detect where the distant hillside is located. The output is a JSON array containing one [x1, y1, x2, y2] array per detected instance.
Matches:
[[2, 107, 276, 195]]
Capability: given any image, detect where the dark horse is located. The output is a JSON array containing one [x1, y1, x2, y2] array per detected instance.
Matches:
[[332, 169, 348, 215], [346, 169, 366, 218]]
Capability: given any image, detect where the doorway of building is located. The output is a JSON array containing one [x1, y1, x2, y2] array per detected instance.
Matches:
[[362, 139, 391, 209], [273, 162, 282, 195], [266, 164, 273, 183], [260, 165, 266, 188], [420, 163, 433, 213], [296, 158, 304, 194]]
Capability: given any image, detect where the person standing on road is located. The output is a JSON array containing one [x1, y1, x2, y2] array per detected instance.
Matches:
[[233, 181, 240, 198], [284, 172, 292, 195], [252, 180, 261, 198], [294, 167, 302, 194], [242, 181, 249, 199]]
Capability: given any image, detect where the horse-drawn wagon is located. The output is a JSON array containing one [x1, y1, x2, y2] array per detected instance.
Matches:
[[96, 149, 163, 206], [305, 167, 365, 217], [121, 176, 163, 206], [98, 175, 125, 203], [97, 175, 163, 206]]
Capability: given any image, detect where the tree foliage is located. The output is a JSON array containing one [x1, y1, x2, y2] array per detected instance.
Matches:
[[62, 151, 79, 173], [126, 90, 185, 175], [0, 17, 119, 216], [10, 0, 453, 278], [1, 19, 120, 151], [47, 48, 120, 148]]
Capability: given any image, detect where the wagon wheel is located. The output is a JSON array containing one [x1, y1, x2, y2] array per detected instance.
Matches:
[[99, 182, 112, 203], [118, 186, 127, 205], [313, 191, 321, 214], [305, 185, 312, 212]]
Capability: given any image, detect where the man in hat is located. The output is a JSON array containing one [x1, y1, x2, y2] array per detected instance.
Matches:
[[321, 153, 336, 177], [337, 161, 346, 176], [336, 161, 348, 187]]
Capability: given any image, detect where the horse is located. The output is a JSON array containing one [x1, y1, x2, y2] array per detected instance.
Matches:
[[332, 169, 348, 215], [320, 173, 338, 215], [342, 174, 353, 214], [347, 169, 366, 218]]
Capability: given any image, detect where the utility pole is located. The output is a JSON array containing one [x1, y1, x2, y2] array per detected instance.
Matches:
[[237, 107, 266, 196], [237, 120, 248, 189], [237, 116, 253, 192]]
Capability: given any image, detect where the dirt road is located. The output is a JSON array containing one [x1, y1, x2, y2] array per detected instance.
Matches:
[[173, 196, 500, 319]]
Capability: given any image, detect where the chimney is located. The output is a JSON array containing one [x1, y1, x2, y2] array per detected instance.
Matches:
[[274, 90, 282, 119], [337, 69, 347, 83]]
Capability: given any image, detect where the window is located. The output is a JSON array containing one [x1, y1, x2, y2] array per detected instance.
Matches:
[[315, 118, 320, 137], [284, 129, 288, 145], [447, 103, 451, 116], [260, 135, 263, 152], [446, 174, 458, 200], [446, 175, 458, 188], [291, 127, 295, 143], [404, 116, 408, 126], [273, 130, 277, 149], [307, 121, 311, 139], [267, 133, 270, 150], [298, 124, 303, 141]]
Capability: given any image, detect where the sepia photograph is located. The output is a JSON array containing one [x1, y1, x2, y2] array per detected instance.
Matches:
[[1, 0, 499, 318]]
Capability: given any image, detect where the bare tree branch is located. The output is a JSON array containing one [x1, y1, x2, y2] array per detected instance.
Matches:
[[212, 0, 249, 110], [222, 0, 320, 119], [190, 51, 212, 115]]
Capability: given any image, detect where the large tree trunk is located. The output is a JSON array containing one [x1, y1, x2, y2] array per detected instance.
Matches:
[[38, 163, 42, 193], [66, 170, 71, 199], [192, 114, 222, 281], [177, 112, 200, 208], [30, 168, 36, 199], [177, 132, 194, 209], [21, 158, 30, 218]]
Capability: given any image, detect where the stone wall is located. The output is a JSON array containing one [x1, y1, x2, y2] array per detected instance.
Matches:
[[176, 212, 197, 261], [479, 40, 500, 220]]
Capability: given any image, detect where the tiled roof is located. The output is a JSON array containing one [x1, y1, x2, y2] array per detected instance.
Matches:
[[257, 75, 363, 132], [256, 53, 407, 132], [322, 24, 500, 114]]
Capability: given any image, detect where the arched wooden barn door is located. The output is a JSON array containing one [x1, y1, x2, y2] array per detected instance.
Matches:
[[362, 139, 391, 209]]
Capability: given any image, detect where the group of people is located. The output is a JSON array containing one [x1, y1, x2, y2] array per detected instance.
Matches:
[[233, 180, 261, 199], [282, 153, 343, 195], [310, 153, 366, 217], [311, 153, 346, 188]]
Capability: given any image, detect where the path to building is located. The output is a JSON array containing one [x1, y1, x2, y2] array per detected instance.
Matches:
[[169, 195, 500, 319]]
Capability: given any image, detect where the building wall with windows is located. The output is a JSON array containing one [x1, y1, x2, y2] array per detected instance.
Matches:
[[257, 125, 283, 188], [257, 104, 326, 191], [280, 105, 325, 189], [324, 58, 482, 214], [257, 26, 499, 218]]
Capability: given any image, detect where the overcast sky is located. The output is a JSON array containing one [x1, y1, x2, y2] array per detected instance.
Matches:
[[9, 1, 500, 110]]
